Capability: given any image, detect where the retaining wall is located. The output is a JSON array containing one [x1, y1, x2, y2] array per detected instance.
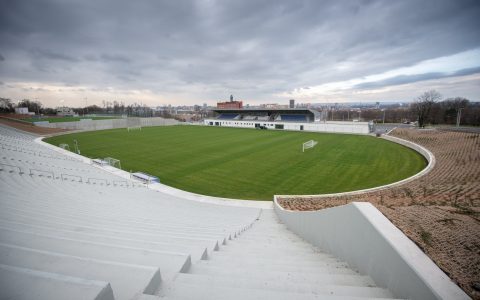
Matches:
[[34, 117, 178, 130]]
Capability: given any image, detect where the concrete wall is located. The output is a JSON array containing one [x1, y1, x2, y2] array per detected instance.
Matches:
[[274, 201, 469, 300], [34, 117, 178, 130], [203, 119, 371, 134]]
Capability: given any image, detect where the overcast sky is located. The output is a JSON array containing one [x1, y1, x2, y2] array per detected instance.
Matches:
[[1, 0, 479, 107]]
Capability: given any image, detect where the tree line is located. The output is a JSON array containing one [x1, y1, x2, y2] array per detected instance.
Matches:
[[0, 98, 156, 117], [330, 90, 479, 126]]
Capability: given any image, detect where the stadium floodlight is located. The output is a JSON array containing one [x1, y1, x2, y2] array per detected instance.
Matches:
[[104, 157, 121, 169], [59, 143, 70, 151], [302, 140, 318, 152]]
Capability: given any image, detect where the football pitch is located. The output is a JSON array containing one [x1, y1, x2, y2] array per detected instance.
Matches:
[[45, 125, 427, 200]]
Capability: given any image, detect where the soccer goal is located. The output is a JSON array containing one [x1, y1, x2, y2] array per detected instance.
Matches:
[[104, 157, 122, 169], [59, 143, 70, 151], [302, 140, 318, 152], [127, 126, 142, 132]]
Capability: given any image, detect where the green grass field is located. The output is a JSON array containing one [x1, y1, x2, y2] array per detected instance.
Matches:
[[26, 116, 120, 123], [45, 125, 427, 200]]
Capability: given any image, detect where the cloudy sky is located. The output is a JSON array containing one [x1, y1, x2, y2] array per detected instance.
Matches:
[[0, 0, 479, 107]]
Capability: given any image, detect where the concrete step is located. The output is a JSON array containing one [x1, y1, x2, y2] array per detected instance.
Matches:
[[211, 247, 337, 262], [198, 256, 352, 272], [0, 207, 241, 241], [0, 242, 161, 300], [160, 280, 397, 300], [215, 245, 330, 259], [0, 204, 248, 235], [0, 221, 210, 261], [188, 264, 375, 286], [171, 272, 394, 298], [0, 263, 114, 300], [0, 226, 192, 276], [0, 215, 223, 252]]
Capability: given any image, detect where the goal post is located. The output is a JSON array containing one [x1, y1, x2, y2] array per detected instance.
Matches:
[[126, 117, 141, 132], [127, 126, 142, 132], [302, 140, 318, 152], [59, 143, 70, 151], [104, 157, 121, 169]]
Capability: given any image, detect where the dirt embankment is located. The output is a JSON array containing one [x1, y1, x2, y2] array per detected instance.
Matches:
[[278, 128, 480, 299], [0, 116, 68, 135]]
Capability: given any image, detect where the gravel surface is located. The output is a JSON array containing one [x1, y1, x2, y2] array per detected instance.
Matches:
[[278, 128, 480, 299]]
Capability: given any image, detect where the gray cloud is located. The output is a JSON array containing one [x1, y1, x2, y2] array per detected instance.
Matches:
[[353, 67, 480, 89], [0, 0, 479, 104], [0, 54, 4, 61], [100, 54, 131, 63], [30, 48, 79, 62]]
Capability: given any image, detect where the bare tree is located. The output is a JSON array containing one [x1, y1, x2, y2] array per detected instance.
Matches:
[[0, 98, 15, 113], [411, 90, 442, 128], [18, 99, 43, 114]]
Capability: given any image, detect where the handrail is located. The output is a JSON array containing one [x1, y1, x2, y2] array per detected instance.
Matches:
[[61, 173, 82, 182], [0, 163, 22, 174], [87, 177, 108, 185], [30, 168, 54, 178]]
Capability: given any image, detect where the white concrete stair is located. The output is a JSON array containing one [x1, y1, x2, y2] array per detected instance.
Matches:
[[155, 210, 397, 299]]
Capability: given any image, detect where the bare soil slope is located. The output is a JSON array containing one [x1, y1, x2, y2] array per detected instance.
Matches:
[[0, 117, 68, 135]]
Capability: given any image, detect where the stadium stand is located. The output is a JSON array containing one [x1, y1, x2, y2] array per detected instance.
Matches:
[[280, 114, 307, 122], [0, 124, 399, 299], [242, 115, 257, 120], [207, 108, 373, 134], [216, 114, 238, 120]]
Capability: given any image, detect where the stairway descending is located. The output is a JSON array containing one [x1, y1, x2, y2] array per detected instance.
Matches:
[[145, 210, 398, 300]]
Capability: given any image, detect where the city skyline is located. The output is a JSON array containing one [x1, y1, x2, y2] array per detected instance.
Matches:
[[1, 0, 479, 107]]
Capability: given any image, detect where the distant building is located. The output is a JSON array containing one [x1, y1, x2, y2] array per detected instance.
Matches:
[[289, 99, 295, 109], [217, 101, 243, 109], [56, 107, 77, 117], [15, 107, 29, 114]]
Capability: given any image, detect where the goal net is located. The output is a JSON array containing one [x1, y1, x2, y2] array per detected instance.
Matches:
[[59, 143, 70, 151], [104, 157, 122, 169], [127, 126, 142, 131], [302, 140, 318, 152], [126, 117, 142, 131]]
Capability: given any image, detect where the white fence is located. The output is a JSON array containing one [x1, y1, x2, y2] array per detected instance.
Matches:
[[204, 119, 372, 134], [34, 117, 178, 131]]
